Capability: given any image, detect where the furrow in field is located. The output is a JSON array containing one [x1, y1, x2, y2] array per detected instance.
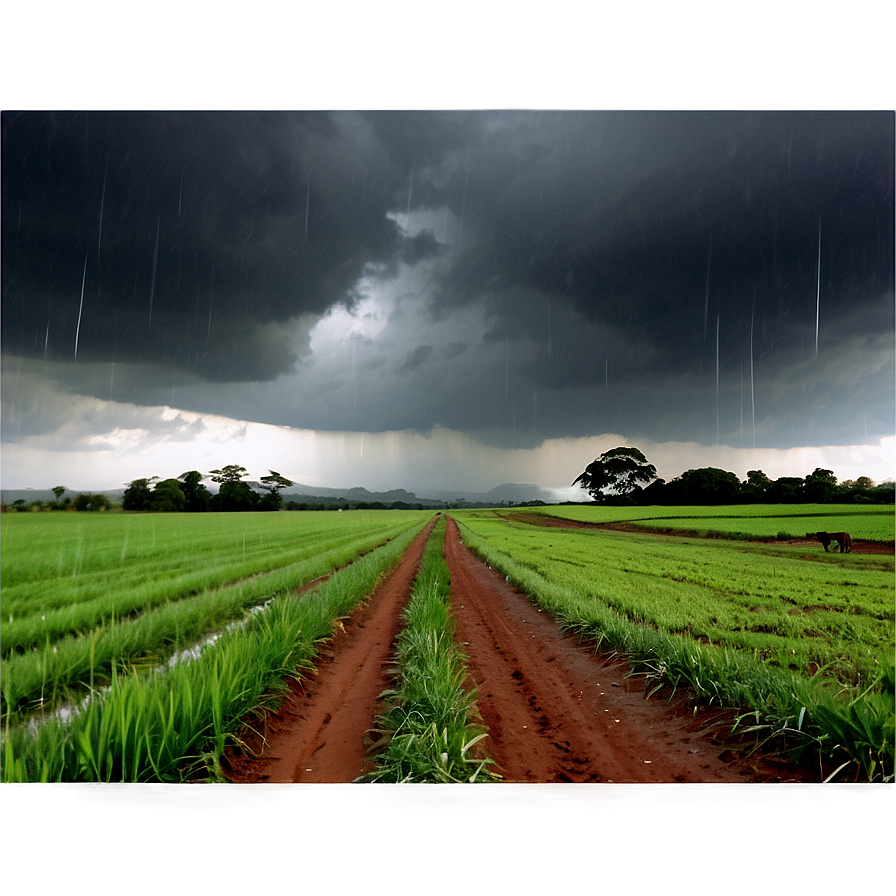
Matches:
[[442, 516, 779, 783]]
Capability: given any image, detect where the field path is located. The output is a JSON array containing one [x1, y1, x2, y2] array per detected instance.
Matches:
[[224, 514, 810, 784], [223, 521, 434, 783], [443, 516, 781, 782]]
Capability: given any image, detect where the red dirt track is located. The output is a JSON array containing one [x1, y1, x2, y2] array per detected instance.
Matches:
[[223, 523, 433, 783], [224, 515, 813, 784]]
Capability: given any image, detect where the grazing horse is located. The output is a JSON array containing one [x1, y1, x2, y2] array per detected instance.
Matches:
[[811, 531, 852, 553]]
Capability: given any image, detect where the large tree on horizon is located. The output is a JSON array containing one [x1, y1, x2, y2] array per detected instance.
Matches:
[[572, 447, 658, 502]]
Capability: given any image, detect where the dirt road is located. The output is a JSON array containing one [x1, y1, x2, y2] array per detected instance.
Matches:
[[224, 515, 810, 783]]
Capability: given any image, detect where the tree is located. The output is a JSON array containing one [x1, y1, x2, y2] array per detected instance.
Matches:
[[151, 478, 186, 512], [178, 470, 212, 512], [73, 492, 112, 511], [258, 471, 293, 511], [209, 465, 257, 512], [122, 478, 156, 511], [768, 477, 803, 503], [572, 447, 657, 502], [742, 470, 772, 503], [677, 467, 742, 504], [52, 486, 66, 502], [209, 465, 249, 484], [802, 468, 838, 503]]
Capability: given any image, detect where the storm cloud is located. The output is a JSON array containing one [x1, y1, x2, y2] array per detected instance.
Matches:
[[2, 110, 893, 489]]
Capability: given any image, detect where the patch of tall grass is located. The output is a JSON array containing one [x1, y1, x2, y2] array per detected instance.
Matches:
[[455, 514, 894, 782], [364, 518, 499, 783], [1, 518, 431, 782]]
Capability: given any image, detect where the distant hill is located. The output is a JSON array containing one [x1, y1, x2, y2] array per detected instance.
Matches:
[[2, 488, 127, 505], [275, 484, 444, 507], [3, 481, 561, 508], [416, 482, 560, 504]]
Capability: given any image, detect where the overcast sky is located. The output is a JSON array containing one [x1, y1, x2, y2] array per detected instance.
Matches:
[[2, 16, 894, 497]]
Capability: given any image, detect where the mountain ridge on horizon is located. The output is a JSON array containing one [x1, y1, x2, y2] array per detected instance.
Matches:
[[1, 480, 567, 507]]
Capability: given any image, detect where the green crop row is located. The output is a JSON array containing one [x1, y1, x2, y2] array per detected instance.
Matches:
[[1, 517, 431, 782], [1, 514, 427, 722], [454, 510, 894, 781], [534, 504, 895, 542], [2, 527, 400, 657], [1, 510, 428, 588], [363, 517, 499, 783]]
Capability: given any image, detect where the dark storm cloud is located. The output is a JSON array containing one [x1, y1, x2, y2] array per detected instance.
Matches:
[[437, 111, 893, 384], [2, 110, 893, 450], [2, 111, 429, 380]]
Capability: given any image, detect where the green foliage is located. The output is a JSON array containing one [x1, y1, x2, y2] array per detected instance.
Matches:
[[122, 478, 155, 511], [1, 511, 431, 722], [150, 479, 186, 512], [572, 446, 657, 501], [178, 471, 211, 512]]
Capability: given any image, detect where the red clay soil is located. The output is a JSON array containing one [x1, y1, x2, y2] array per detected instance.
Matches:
[[222, 522, 434, 783], [223, 514, 817, 784]]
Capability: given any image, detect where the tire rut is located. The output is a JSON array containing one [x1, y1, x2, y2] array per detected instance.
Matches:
[[443, 516, 776, 783]]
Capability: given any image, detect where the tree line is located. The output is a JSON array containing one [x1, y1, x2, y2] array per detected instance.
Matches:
[[573, 447, 895, 505], [120, 466, 294, 512]]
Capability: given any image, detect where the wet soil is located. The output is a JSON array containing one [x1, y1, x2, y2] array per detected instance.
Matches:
[[222, 522, 434, 783], [223, 514, 818, 784]]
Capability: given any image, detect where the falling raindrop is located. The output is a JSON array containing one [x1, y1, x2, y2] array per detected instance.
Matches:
[[74, 254, 87, 359], [715, 314, 720, 444], [750, 308, 756, 449], [206, 249, 215, 346], [98, 161, 107, 260], [815, 219, 821, 355]]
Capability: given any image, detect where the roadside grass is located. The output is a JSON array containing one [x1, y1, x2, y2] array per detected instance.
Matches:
[[454, 511, 895, 781], [1, 518, 431, 782], [364, 517, 499, 783], [534, 504, 895, 543]]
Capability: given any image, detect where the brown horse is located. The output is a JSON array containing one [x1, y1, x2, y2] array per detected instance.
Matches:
[[810, 531, 852, 553]]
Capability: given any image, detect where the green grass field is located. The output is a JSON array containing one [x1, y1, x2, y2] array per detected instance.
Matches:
[[1, 510, 431, 722], [534, 503, 895, 542], [1, 511, 432, 782], [3, 504, 893, 781]]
